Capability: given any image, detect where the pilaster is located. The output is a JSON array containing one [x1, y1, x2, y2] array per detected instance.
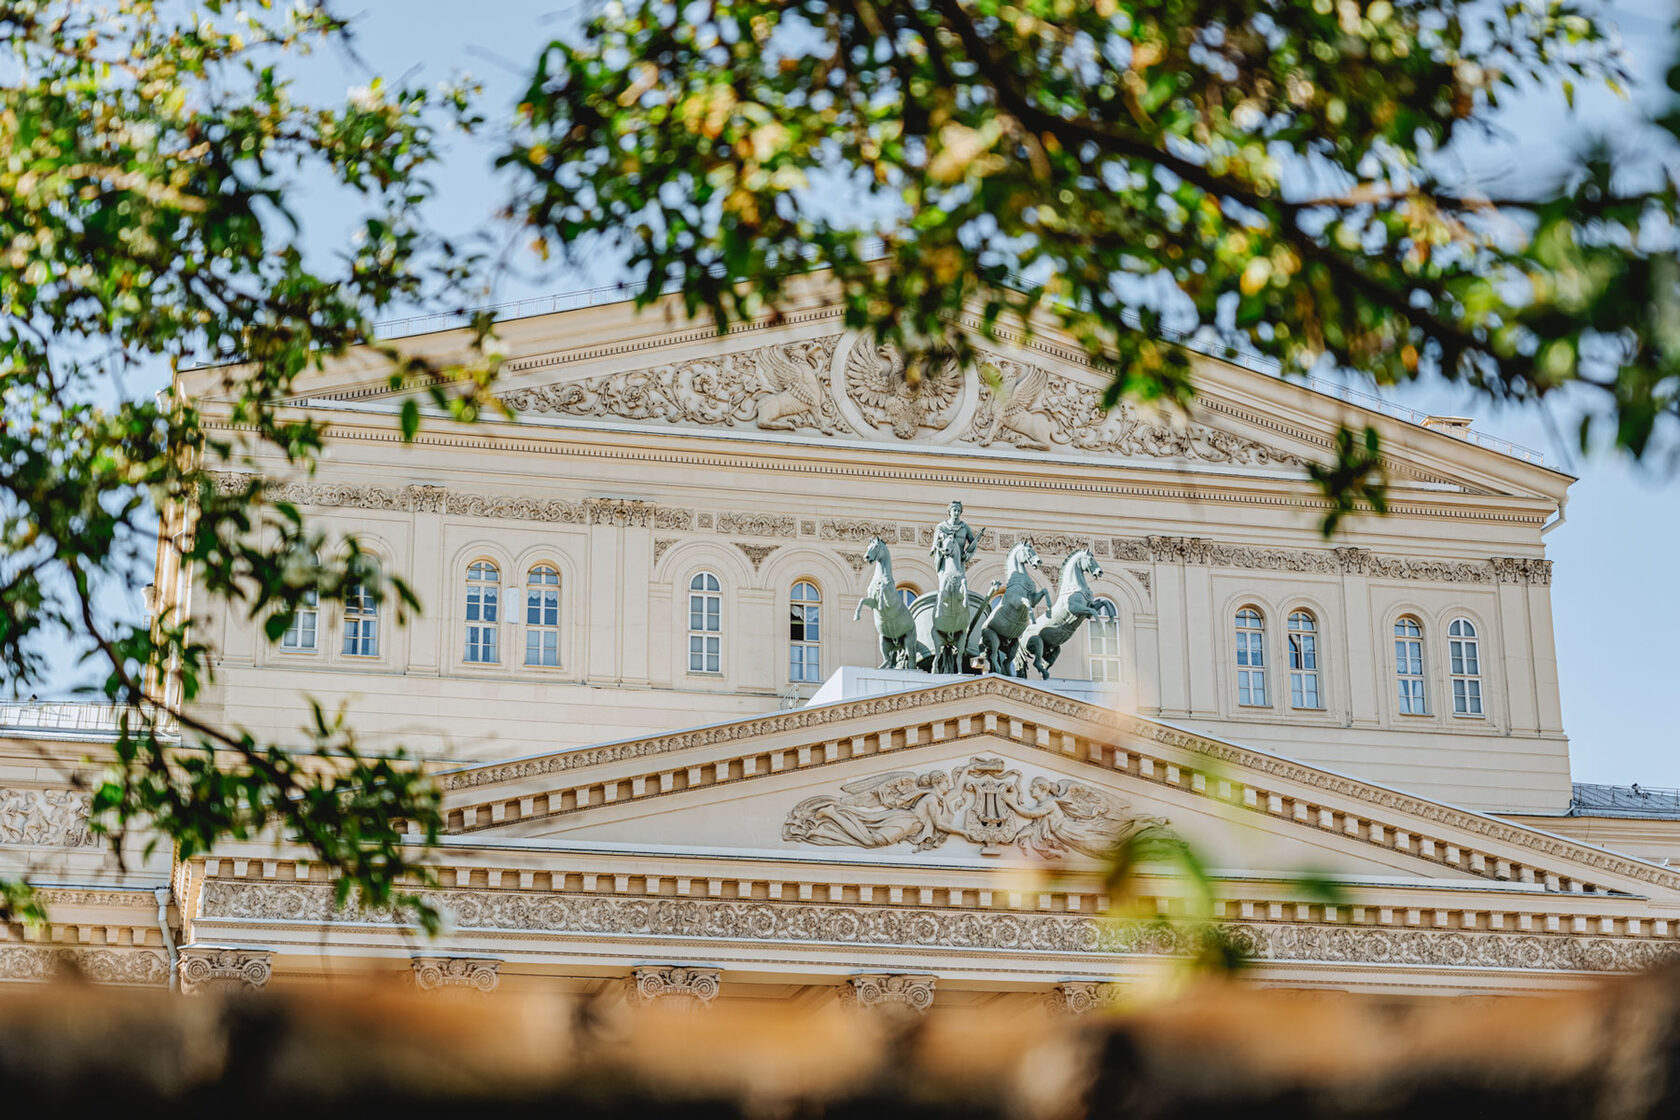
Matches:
[[405, 485, 447, 676], [1492, 557, 1536, 734], [1334, 547, 1380, 727]]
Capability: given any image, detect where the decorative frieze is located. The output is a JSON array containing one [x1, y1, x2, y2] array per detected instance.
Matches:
[[821, 519, 901, 543], [715, 513, 798, 537], [411, 957, 501, 993], [178, 946, 273, 995], [0, 947, 168, 987], [841, 974, 936, 1014], [1049, 981, 1124, 1015], [629, 966, 720, 1006], [0, 788, 100, 848], [194, 879, 1680, 976]]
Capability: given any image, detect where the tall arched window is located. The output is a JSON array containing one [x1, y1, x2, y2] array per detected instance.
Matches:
[[342, 581, 378, 657], [789, 580, 822, 683], [1235, 608, 1268, 706], [1448, 618, 1483, 716], [1395, 617, 1426, 714], [280, 550, 320, 652], [1088, 598, 1122, 683], [464, 561, 500, 663], [896, 584, 919, 610], [1287, 610, 1321, 709], [525, 565, 560, 667], [688, 571, 722, 674]]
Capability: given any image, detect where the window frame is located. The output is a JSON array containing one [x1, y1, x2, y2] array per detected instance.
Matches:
[[1394, 615, 1428, 716], [1087, 597, 1123, 684], [1234, 606, 1269, 708], [341, 580, 380, 659], [463, 559, 501, 665], [1447, 616, 1484, 718], [1286, 609, 1322, 710], [788, 579, 823, 684], [687, 570, 723, 675], [523, 563, 562, 669]]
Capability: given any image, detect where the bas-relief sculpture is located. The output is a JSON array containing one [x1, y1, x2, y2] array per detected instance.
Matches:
[[781, 756, 1163, 859], [0, 788, 100, 848], [499, 332, 1304, 470]]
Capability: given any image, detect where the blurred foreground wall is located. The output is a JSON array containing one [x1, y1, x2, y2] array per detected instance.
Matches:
[[2, 968, 1678, 1119]]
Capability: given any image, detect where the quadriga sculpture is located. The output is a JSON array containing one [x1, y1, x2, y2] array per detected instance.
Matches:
[[853, 536, 917, 670], [1017, 548, 1114, 679], [928, 536, 971, 674]]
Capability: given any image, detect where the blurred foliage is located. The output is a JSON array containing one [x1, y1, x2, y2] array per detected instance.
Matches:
[[507, 0, 1680, 528], [0, 0, 504, 931]]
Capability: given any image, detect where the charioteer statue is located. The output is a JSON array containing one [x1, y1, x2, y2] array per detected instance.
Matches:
[[854, 500, 1116, 680]]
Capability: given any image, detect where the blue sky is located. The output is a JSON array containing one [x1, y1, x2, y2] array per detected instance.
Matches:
[[61, 2, 1680, 786]]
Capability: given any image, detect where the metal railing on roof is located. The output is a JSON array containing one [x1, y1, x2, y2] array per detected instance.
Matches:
[[1571, 781, 1680, 819], [0, 700, 135, 735], [372, 272, 1543, 467]]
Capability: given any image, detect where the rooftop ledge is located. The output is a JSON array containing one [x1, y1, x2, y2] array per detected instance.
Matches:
[[806, 666, 1126, 710]]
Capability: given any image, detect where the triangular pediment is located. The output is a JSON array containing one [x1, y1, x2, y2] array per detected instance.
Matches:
[[240, 279, 1567, 501], [437, 677, 1668, 900]]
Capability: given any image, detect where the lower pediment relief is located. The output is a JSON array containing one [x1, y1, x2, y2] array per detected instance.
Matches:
[[783, 756, 1163, 859], [191, 878, 1680, 977]]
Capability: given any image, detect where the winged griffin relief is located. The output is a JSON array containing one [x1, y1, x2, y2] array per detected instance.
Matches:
[[782, 756, 1163, 858], [499, 331, 1303, 470]]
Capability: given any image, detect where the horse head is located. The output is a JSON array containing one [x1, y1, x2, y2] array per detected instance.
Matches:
[[864, 536, 890, 569], [1009, 538, 1042, 574]]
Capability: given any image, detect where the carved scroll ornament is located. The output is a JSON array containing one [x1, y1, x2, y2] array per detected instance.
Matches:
[[782, 756, 1162, 858]]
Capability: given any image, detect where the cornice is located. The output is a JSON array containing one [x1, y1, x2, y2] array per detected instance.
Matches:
[[435, 676, 1668, 895]]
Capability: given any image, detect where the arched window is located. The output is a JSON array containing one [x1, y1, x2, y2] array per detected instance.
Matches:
[[1088, 598, 1122, 683], [525, 565, 560, 667], [1235, 608, 1268, 706], [464, 561, 499, 663], [688, 571, 722, 674], [1395, 617, 1426, 714], [1448, 618, 1483, 716], [280, 550, 320, 652], [789, 580, 822, 683], [1287, 610, 1321, 709], [896, 584, 919, 610], [342, 580, 378, 657]]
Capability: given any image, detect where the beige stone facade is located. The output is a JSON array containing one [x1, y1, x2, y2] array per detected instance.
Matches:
[[5, 281, 1674, 1003]]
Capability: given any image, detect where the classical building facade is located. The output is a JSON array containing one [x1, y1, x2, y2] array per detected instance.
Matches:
[[5, 277, 1677, 1001]]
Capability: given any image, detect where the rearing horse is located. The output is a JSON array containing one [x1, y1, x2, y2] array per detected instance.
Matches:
[[974, 538, 1047, 675], [929, 536, 971, 674], [1017, 548, 1115, 679], [853, 536, 916, 669]]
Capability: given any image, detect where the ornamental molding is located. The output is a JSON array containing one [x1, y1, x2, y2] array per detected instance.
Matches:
[[733, 543, 780, 571], [436, 675, 1680, 894], [629, 965, 720, 1005], [411, 956, 501, 993], [193, 881, 1680, 976], [841, 973, 935, 1014], [783, 756, 1162, 858], [1049, 981, 1124, 1015], [0, 788, 100, 848], [0, 946, 169, 987], [178, 946, 273, 994]]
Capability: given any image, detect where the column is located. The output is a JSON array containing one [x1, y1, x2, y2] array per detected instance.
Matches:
[[840, 974, 936, 1016], [410, 956, 501, 994], [178, 946, 273, 995], [627, 965, 720, 1007]]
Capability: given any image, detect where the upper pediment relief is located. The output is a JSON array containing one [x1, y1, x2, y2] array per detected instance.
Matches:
[[495, 331, 1310, 474]]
